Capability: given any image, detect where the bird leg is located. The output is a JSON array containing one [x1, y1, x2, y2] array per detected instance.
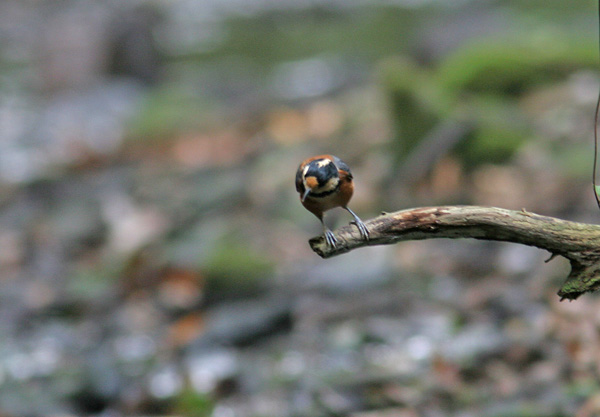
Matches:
[[320, 218, 338, 248], [344, 207, 370, 241]]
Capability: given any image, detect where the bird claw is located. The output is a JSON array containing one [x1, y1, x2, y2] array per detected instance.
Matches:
[[344, 207, 369, 242], [351, 220, 370, 241], [324, 229, 338, 248]]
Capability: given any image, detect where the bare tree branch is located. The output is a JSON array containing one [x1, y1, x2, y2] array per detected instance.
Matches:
[[308, 206, 600, 301]]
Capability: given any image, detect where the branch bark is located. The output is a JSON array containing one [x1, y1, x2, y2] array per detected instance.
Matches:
[[308, 206, 600, 301]]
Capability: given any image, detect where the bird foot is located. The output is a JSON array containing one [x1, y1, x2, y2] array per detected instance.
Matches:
[[324, 229, 338, 247], [351, 220, 370, 241]]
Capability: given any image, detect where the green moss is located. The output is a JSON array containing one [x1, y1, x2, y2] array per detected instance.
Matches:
[[437, 34, 597, 98], [379, 27, 597, 170], [454, 96, 529, 167]]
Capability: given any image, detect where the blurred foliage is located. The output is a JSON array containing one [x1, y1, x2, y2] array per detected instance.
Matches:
[[436, 35, 597, 97], [204, 237, 274, 299], [379, 57, 442, 163], [489, 406, 569, 417], [204, 7, 417, 65], [380, 31, 597, 168], [565, 378, 600, 400], [505, 0, 595, 14], [125, 5, 421, 143], [456, 96, 529, 167], [66, 262, 121, 304], [172, 389, 214, 417], [127, 84, 217, 141]]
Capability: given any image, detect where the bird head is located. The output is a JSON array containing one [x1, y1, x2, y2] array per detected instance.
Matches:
[[301, 157, 339, 201]]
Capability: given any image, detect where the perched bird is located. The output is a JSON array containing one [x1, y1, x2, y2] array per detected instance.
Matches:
[[295, 154, 369, 247]]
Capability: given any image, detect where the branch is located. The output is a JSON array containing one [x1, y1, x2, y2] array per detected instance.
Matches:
[[309, 206, 600, 301]]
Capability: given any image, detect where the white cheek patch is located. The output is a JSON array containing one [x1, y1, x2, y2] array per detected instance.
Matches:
[[318, 177, 339, 192]]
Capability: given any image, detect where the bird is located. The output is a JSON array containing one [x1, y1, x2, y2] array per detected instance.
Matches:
[[295, 154, 369, 247]]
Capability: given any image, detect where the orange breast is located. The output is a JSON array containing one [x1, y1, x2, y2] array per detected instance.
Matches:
[[301, 174, 353, 217]]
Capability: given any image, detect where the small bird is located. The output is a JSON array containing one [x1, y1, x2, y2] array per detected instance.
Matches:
[[295, 154, 369, 247]]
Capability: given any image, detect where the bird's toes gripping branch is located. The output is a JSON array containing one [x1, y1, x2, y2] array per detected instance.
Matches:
[[324, 229, 338, 248], [352, 219, 370, 241]]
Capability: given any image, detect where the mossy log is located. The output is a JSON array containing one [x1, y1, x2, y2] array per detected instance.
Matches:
[[309, 206, 600, 301]]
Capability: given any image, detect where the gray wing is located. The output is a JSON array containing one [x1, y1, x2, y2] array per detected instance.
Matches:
[[332, 155, 352, 179]]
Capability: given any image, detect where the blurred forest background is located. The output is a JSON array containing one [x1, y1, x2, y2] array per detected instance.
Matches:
[[2, 0, 600, 416]]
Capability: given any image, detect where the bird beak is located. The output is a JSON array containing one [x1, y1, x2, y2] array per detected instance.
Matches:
[[302, 188, 311, 202]]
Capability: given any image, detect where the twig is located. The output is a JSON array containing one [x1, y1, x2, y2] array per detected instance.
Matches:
[[309, 206, 600, 301]]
